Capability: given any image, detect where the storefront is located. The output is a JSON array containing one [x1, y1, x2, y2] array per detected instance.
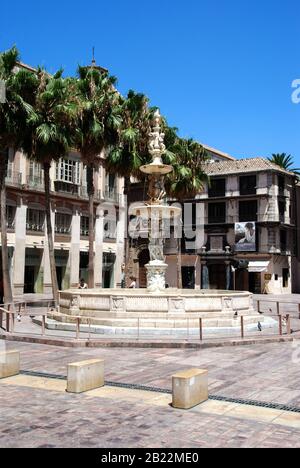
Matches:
[[102, 252, 116, 288], [24, 248, 43, 293]]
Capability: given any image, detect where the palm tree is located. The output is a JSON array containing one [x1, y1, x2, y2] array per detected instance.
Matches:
[[73, 65, 121, 288], [166, 138, 209, 199], [106, 91, 153, 285], [268, 153, 300, 176], [24, 69, 75, 305], [0, 46, 37, 304], [106, 90, 152, 179]]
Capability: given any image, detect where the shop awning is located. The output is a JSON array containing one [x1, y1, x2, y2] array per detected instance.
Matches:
[[248, 261, 269, 273]]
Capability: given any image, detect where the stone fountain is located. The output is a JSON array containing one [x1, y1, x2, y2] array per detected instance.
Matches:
[[48, 111, 276, 336], [133, 110, 181, 293]]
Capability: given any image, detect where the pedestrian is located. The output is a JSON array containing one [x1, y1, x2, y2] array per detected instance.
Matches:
[[78, 278, 88, 290], [129, 277, 137, 289]]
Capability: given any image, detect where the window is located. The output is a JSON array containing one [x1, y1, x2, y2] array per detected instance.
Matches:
[[4, 206, 16, 229], [208, 202, 226, 224], [55, 213, 72, 234], [282, 268, 289, 288], [28, 161, 43, 186], [56, 158, 80, 184], [239, 175, 257, 195], [26, 209, 45, 232], [208, 235, 225, 252], [239, 200, 257, 222], [280, 230, 287, 252], [80, 216, 89, 236], [278, 175, 285, 194], [278, 200, 286, 221], [105, 173, 117, 200], [104, 210, 116, 239], [208, 178, 226, 198]]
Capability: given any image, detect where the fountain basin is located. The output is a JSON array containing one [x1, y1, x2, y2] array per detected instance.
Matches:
[[52, 289, 265, 331]]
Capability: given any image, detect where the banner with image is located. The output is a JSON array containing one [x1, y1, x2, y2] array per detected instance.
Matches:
[[235, 222, 256, 252]]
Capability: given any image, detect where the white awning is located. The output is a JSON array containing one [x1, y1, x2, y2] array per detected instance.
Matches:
[[248, 261, 269, 273]]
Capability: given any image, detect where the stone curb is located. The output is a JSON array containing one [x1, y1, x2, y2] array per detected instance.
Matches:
[[0, 333, 294, 349]]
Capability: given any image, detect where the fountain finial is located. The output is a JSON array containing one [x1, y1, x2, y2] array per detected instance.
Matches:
[[148, 110, 166, 158], [140, 109, 171, 176]]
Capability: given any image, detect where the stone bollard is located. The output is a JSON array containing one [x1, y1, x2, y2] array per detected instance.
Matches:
[[67, 359, 104, 394], [0, 350, 20, 379], [172, 368, 208, 409]]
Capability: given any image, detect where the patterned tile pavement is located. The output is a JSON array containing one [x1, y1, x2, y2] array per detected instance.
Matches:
[[0, 338, 300, 447]]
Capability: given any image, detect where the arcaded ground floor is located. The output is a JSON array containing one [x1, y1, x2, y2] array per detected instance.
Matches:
[[1, 339, 300, 448]]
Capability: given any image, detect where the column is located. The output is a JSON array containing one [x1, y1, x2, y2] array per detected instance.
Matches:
[[114, 206, 126, 287], [70, 208, 80, 288], [12, 200, 27, 295], [225, 261, 231, 290], [195, 256, 201, 290], [43, 206, 55, 294], [94, 208, 104, 288], [201, 261, 209, 289]]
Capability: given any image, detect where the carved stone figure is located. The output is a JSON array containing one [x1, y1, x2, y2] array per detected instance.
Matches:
[[147, 175, 166, 204]]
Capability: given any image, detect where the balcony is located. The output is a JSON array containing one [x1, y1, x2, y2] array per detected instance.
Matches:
[[55, 225, 71, 235], [80, 227, 89, 237], [6, 171, 22, 187], [26, 222, 44, 232], [54, 180, 80, 196], [80, 186, 102, 201], [104, 188, 119, 203], [206, 215, 234, 225], [6, 219, 15, 230], [104, 232, 116, 240], [26, 175, 44, 191]]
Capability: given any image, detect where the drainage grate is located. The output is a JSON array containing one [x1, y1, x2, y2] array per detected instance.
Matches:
[[20, 370, 66, 381], [20, 370, 300, 414], [208, 395, 300, 413]]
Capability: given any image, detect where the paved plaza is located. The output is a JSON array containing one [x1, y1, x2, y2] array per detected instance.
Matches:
[[1, 338, 300, 448]]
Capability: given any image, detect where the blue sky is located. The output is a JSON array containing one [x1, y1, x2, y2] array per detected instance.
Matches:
[[1, 0, 300, 163]]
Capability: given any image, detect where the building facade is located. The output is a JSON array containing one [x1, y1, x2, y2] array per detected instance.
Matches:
[[3, 148, 126, 296], [128, 149, 298, 294]]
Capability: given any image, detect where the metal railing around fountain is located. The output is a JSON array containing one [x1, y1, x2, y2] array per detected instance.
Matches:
[[0, 298, 298, 344]]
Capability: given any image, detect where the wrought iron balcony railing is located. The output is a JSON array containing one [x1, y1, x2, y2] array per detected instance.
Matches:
[[26, 222, 45, 232], [55, 225, 71, 235], [5, 171, 22, 187], [26, 175, 44, 191]]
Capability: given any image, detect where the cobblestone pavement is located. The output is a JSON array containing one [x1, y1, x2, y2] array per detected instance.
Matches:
[[4, 340, 300, 404], [1, 339, 300, 447]]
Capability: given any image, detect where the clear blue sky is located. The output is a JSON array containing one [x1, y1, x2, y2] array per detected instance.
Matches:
[[1, 0, 300, 163]]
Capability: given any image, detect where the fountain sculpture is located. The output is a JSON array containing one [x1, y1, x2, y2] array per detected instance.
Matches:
[[133, 110, 181, 292]]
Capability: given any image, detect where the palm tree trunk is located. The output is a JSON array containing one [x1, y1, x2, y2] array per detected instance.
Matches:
[[124, 177, 131, 287], [87, 165, 95, 288], [0, 154, 13, 305], [44, 163, 59, 305], [177, 238, 182, 289]]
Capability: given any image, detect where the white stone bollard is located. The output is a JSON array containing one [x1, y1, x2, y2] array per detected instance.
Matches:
[[0, 350, 20, 379], [172, 368, 208, 409], [67, 359, 104, 393]]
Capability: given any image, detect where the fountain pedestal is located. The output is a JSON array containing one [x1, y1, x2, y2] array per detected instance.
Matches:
[[146, 260, 168, 293]]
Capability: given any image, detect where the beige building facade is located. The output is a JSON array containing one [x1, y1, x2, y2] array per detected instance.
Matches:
[[3, 148, 126, 296]]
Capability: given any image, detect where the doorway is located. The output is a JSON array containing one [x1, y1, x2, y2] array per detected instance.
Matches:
[[209, 264, 226, 290], [182, 267, 195, 289], [249, 272, 261, 294], [24, 266, 36, 293], [56, 266, 64, 291], [138, 249, 150, 288], [235, 269, 249, 291]]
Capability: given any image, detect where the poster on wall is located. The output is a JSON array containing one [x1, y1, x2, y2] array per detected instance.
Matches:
[[235, 222, 256, 252]]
